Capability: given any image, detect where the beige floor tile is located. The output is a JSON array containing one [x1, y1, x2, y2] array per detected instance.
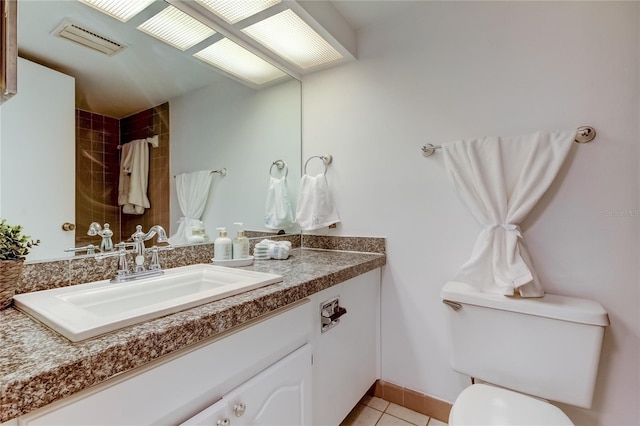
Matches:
[[385, 403, 429, 426], [376, 413, 414, 426], [360, 395, 390, 412], [341, 403, 384, 426], [427, 418, 448, 426]]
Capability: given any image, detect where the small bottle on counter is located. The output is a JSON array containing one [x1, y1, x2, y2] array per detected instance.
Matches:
[[232, 222, 250, 259], [213, 227, 232, 260]]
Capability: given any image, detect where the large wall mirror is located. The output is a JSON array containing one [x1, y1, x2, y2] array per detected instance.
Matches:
[[0, 0, 301, 262]]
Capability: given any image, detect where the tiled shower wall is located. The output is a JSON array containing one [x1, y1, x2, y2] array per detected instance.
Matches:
[[75, 103, 170, 247], [75, 110, 121, 246], [120, 103, 170, 242]]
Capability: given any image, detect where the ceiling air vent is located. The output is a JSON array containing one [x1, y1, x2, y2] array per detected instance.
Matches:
[[52, 19, 127, 56]]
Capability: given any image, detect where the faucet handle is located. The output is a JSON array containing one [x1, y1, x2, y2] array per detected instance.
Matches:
[[96, 243, 132, 278], [130, 225, 144, 240], [149, 245, 173, 270], [65, 244, 100, 255]]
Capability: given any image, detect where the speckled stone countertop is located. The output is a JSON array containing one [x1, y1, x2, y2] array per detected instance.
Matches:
[[0, 248, 385, 422]]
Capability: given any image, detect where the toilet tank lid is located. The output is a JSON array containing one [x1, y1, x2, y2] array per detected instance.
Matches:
[[441, 281, 609, 326]]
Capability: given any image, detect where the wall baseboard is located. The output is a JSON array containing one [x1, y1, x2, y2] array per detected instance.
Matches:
[[367, 380, 452, 424]]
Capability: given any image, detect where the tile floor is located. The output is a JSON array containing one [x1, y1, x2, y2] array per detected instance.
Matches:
[[341, 395, 448, 426]]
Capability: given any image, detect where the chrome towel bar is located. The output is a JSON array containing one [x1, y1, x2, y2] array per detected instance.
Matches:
[[421, 126, 596, 157]]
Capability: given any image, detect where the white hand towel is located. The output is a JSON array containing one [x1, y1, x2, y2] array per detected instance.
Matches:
[[295, 174, 340, 231], [264, 176, 294, 230]]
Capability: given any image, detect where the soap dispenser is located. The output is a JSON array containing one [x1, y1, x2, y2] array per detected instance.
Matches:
[[232, 222, 250, 259], [213, 227, 232, 260]]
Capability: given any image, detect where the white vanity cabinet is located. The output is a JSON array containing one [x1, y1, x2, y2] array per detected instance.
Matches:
[[18, 301, 312, 426], [11, 267, 382, 426]]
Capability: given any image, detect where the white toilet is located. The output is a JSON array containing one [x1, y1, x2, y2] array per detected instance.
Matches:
[[441, 281, 609, 425]]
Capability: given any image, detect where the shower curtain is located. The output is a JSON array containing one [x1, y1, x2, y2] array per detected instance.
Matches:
[[168, 170, 212, 245], [441, 131, 574, 297]]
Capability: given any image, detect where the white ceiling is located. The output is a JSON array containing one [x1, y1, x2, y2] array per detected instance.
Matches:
[[329, 0, 419, 31], [16, 0, 402, 119]]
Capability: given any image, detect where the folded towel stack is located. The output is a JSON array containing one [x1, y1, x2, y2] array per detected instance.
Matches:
[[253, 239, 292, 260]]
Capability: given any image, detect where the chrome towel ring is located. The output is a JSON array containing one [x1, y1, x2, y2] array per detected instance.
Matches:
[[270, 159, 288, 178], [304, 155, 333, 175]]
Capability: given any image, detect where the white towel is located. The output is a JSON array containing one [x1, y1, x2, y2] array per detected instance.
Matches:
[[117, 142, 132, 208], [264, 176, 294, 230], [118, 136, 158, 215], [441, 130, 574, 297], [295, 174, 340, 231], [169, 170, 213, 245]]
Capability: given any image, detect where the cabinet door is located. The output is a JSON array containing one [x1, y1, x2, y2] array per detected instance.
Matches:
[[179, 398, 232, 426], [311, 269, 381, 426], [183, 344, 312, 426]]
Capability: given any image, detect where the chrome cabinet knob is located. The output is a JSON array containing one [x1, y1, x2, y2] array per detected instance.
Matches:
[[233, 403, 246, 417], [216, 418, 230, 426]]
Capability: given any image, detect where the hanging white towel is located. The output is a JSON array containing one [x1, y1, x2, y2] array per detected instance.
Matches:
[[169, 170, 213, 245], [118, 136, 158, 215], [265, 176, 294, 230], [295, 173, 340, 231], [117, 142, 132, 208], [441, 130, 574, 297]]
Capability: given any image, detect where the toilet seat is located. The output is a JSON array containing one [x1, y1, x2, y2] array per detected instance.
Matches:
[[449, 384, 574, 426]]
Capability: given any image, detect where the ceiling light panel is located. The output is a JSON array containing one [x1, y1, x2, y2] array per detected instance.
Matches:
[[194, 38, 287, 85], [242, 9, 343, 69], [78, 0, 155, 22], [138, 6, 216, 51], [195, 0, 280, 24]]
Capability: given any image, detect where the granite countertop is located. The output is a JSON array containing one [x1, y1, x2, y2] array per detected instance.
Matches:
[[0, 248, 385, 422]]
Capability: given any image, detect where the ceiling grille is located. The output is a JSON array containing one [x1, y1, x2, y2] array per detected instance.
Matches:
[[52, 20, 127, 56]]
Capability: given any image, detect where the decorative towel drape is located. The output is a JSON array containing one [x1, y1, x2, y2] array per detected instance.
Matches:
[[168, 170, 212, 245], [295, 174, 340, 231], [441, 131, 574, 297], [264, 176, 294, 230], [118, 136, 158, 215]]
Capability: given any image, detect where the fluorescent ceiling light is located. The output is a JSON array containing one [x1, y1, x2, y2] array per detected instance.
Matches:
[[78, 0, 155, 22], [242, 9, 343, 69], [194, 38, 287, 85], [195, 0, 280, 24], [137, 6, 216, 51]]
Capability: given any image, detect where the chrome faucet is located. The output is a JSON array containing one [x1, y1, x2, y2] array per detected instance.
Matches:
[[130, 225, 170, 272], [96, 224, 172, 283]]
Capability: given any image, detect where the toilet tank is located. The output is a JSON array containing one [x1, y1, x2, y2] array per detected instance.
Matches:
[[441, 281, 609, 409]]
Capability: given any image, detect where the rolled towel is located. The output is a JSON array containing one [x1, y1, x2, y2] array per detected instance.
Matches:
[[253, 239, 291, 260]]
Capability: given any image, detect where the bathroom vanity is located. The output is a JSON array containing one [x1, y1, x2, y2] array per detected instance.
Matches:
[[0, 247, 384, 425]]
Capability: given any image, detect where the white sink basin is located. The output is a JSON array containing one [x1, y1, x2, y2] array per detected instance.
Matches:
[[13, 264, 283, 342]]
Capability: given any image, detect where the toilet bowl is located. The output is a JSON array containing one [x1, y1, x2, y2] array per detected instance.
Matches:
[[441, 281, 609, 426], [449, 384, 573, 426]]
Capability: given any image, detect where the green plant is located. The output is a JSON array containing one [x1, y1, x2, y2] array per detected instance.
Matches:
[[0, 219, 40, 261]]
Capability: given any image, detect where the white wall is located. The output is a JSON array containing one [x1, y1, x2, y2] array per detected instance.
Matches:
[[303, 2, 639, 425], [169, 78, 301, 238]]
